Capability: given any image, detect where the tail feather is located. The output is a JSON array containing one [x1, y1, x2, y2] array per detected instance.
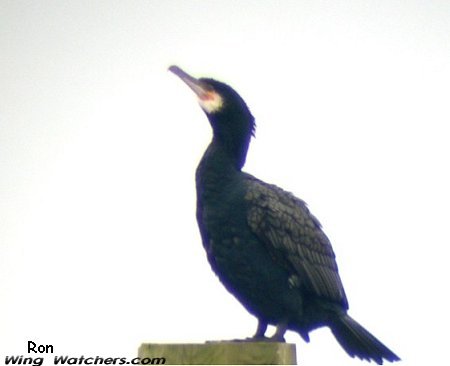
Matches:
[[330, 314, 400, 364]]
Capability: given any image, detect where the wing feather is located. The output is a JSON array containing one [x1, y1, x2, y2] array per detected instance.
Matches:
[[245, 175, 348, 308]]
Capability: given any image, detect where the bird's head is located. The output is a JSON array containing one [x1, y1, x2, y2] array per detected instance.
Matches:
[[169, 65, 255, 169]]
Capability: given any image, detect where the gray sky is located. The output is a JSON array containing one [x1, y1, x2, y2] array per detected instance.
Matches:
[[1, 1, 449, 364]]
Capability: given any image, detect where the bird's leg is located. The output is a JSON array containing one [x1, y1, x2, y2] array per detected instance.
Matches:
[[270, 322, 288, 342], [253, 320, 268, 339], [242, 320, 268, 341], [228, 320, 269, 342]]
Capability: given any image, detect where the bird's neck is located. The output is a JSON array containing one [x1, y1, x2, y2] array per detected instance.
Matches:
[[196, 142, 244, 197], [210, 127, 251, 171]]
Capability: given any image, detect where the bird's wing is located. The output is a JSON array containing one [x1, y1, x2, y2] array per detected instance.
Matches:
[[244, 175, 348, 308]]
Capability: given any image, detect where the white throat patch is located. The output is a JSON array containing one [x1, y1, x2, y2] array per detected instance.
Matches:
[[198, 91, 224, 114]]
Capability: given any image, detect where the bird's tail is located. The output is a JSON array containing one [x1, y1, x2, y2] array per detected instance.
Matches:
[[329, 314, 400, 364]]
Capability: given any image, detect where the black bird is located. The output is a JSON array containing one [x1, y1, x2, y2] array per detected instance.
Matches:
[[169, 65, 400, 364]]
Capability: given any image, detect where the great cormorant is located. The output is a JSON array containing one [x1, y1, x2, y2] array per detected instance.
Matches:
[[169, 65, 400, 364]]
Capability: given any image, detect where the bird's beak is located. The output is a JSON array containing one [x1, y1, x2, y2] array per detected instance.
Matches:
[[168, 65, 211, 100], [169, 65, 224, 113]]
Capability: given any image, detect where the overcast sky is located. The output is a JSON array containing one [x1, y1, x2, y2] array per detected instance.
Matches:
[[1, 1, 449, 365]]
